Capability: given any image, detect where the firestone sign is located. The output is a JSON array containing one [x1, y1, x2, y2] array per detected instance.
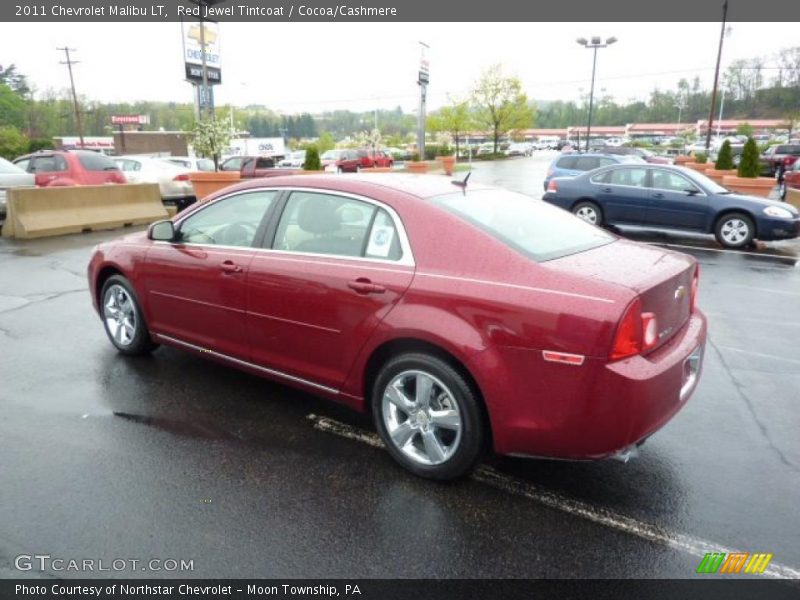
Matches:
[[111, 115, 150, 125]]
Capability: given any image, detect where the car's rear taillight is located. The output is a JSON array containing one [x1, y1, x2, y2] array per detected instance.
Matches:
[[690, 265, 700, 313], [173, 173, 191, 181], [610, 298, 643, 360], [610, 298, 662, 360], [547, 179, 558, 192]]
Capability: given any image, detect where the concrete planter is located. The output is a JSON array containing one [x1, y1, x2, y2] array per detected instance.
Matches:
[[405, 161, 429, 174], [705, 168, 738, 184], [684, 162, 710, 173], [721, 175, 775, 198], [361, 167, 394, 173], [438, 155, 456, 176], [188, 171, 241, 202]]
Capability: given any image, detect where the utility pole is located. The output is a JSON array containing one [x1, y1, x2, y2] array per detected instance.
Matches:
[[705, 0, 729, 152], [57, 47, 85, 148]]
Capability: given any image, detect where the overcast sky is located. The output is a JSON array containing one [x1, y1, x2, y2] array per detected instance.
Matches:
[[0, 22, 795, 114]]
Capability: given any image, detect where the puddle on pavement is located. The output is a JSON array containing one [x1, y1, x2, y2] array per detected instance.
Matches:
[[113, 411, 244, 442]]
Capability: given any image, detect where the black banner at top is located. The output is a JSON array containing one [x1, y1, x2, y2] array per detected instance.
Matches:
[[4, 0, 800, 22]]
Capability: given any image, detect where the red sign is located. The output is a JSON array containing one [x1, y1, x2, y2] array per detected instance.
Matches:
[[111, 115, 150, 125]]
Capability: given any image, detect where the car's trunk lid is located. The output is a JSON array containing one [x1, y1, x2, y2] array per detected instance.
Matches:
[[545, 239, 696, 353]]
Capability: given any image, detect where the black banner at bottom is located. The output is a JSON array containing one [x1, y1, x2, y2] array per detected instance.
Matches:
[[3, 579, 800, 600]]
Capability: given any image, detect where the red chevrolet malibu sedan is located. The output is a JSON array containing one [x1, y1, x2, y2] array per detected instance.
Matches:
[[88, 174, 706, 479]]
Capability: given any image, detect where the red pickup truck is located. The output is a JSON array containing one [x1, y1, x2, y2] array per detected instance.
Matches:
[[220, 156, 300, 178]]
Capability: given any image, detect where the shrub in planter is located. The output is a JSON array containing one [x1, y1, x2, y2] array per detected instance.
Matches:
[[737, 137, 760, 178], [410, 152, 420, 162], [304, 146, 321, 171], [694, 152, 708, 164], [715, 140, 734, 170]]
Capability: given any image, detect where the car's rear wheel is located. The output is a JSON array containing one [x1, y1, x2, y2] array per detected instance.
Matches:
[[714, 212, 755, 249], [372, 353, 485, 480], [779, 180, 787, 200], [100, 275, 158, 355], [572, 201, 603, 226]]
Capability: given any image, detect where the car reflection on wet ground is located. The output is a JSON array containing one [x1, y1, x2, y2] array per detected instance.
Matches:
[[1, 157, 799, 579]]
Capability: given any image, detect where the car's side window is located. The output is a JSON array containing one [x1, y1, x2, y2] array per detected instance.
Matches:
[[608, 167, 648, 187], [651, 170, 699, 193], [273, 192, 378, 259], [598, 158, 616, 167], [177, 191, 277, 247], [365, 209, 402, 260], [575, 157, 598, 170], [556, 156, 578, 169]]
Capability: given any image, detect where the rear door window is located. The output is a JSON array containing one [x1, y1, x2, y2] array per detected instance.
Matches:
[[77, 152, 118, 171], [608, 167, 648, 187], [574, 157, 599, 171]]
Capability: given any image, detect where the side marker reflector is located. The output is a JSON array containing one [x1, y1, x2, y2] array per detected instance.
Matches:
[[542, 350, 585, 366]]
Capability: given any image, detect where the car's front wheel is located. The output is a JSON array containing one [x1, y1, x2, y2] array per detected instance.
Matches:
[[372, 353, 485, 480], [100, 275, 158, 355], [572, 201, 603, 226], [715, 212, 755, 249]]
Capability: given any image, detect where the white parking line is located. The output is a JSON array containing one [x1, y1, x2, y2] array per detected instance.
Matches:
[[713, 284, 800, 298], [715, 346, 800, 366], [653, 242, 799, 263], [307, 414, 800, 580]]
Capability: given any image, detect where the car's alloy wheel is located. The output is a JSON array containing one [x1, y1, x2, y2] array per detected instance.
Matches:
[[572, 201, 602, 226], [373, 353, 484, 479], [100, 275, 157, 355], [715, 213, 755, 249]]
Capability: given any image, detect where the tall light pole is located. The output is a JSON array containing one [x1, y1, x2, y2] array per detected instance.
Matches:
[[705, 0, 729, 151], [417, 41, 430, 161], [576, 36, 617, 152]]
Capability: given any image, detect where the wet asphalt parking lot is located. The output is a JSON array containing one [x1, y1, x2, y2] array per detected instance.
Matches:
[[1, 153, 798, 579]]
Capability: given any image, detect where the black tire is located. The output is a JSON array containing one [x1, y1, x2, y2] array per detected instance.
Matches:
[[780, 180, 787, 201], [372, 353, 486, 480], [714, 212, 755, 249], [100, 275, 158, 356], [572, 200, 604, 227]]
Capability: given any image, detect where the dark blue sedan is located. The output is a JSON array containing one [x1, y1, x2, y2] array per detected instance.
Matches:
[[542, 164, 800, 249]]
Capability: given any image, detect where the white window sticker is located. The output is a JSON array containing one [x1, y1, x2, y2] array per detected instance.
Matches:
[[366, 225, 395, 258]]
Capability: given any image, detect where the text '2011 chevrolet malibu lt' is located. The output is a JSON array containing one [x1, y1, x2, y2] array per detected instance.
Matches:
[[88, 174, 707, 479]]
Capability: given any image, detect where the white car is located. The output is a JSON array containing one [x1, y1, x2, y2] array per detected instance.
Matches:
[[161, 156, 215, 172], [0, 157, 35, 219], [113, 156, 194, 204], [278, 151, 306, 168]]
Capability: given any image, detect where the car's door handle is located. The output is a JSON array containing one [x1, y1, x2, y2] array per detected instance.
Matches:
[[602, 187, 612, 193], [653, 192, 665, 199], [220, 260, 242, 273], [347, 278, 386, 294]]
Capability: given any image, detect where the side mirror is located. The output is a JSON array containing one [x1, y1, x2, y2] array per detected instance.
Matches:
[[148, 220, 175, 241]]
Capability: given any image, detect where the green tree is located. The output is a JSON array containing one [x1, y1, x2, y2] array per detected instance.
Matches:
[[0, 84, 26, 129], [192, 119, 232, 171], [738, 137, 760, 178], [304, 146, 321, 171], [715, 140, 734, 170], [471, 64, 534, 153], [316, 131, 335, 154], [736, 122, 754, 138], [0, 126, 30, 160], [427, 99, 473, 157]]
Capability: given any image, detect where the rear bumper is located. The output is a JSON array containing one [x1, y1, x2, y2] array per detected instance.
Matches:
[[478, 311, 708, 459]]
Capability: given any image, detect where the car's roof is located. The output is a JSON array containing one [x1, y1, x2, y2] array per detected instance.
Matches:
[[210, 173, 494, 201]]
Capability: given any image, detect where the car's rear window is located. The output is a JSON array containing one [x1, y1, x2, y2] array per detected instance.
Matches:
[[431, 189, 614, 262], [77, 152, 119, 171], [555, 156, 578, 169]]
